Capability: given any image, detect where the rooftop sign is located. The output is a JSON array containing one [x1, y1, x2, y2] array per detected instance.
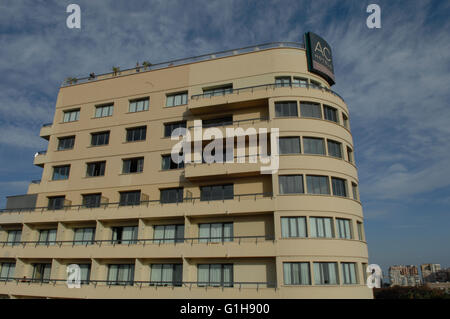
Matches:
[[305, 32, 335, 85]]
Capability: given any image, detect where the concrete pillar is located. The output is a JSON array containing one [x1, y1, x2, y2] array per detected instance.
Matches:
[[22, 223, 35, 242]]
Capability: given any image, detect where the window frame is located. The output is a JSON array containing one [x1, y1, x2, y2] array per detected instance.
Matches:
[[94, 103, 114, 118], [52, 165, 70, 180], [57, 136, 75, 151], [91, 131, 110, 146], [279, 175, 304, 194], [62, 109, 80, 123], [125, 126, 147, 142], [166, 92, 188, 107]]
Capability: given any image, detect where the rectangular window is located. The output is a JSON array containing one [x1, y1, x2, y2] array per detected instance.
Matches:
[[275, 76, 291, 87], [111, 226, 138, 244], [153, 224, 185, 244], [119, 191, 141, 206], [162, 155, 184, 170], [129, 98, 149, 113], [197, 264, 233, 287], [200, 184, 234, 201], [303, 137, 325, 155], [79, 264, 91, 285], [6, 230, 22, 246], [283, 262, 311, 285], [281, 217, 307, 238], [0, 263, 15, 281], [82, 193, 102, 208], [323, 105, 338, 123], [275, 101, 298, 117], [32, 263, 52, 283], [343, 113, 349, 129], [310, 217, 334, 238], [38, 229, 57, 245], [300, 102, 322, 119], [314, 262, 339, 285], [336, 218, 352, 239], [203, 85, 233, 97], [332, 177, 347, 197], [63, 109, 80, 123], [47, 196, 65, 210], [352, 183, 359, 200], [199, 223, 233, 243], [327, 140, 343, 158], [357, 222, 364, 241], [107, 264, 135, 286], [95, 103, 113, 118], [150, 264, 183, 286], [164, 121, 186, 137], [126, 126, 146, 142], [160, 188, 184, 204], [57, 136, 75, 150], [52, 165, 70, 180], [362, 263, 368, 283], [73, 227, 96, 245], [347, 147, 353, 163], [202, 116, 233, 128], [310, 80, 321, 88], [306, 175, 330, 195], [122, 157, 144, 174], [86, 161, 106, 177], [342, 262, 358, 284], [166, 92, 188, 107], [293, 77, 308, 88], [279, 137, 301, 154], [279, 175, 304, 194], [91, 131, 110, 146]]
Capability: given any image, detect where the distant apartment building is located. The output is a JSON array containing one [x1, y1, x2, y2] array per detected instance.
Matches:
[[421, 263, 441, 283], [389, 265, 421, 287]]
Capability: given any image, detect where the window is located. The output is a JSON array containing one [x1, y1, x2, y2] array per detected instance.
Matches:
[[78, 264, 91, 285], [73, 227, 95, 245], [197, 264, 233, 287], [47, 196, 65, 210], [123, 157, 144, 174], [0, 263, 15, 281], [279, 175, 304, 194], [203, 85, 233, 97], [332, 177, 347, 197], [107, 264, 135, 286], [306, 175, 330, 195], [119, 191, 141, 206], [32, 263, 52, 283], [314, 262, 338, 285], [310, 217, 334, 238], [129, 98, 149, 112], [310, 80, 321, 88], [82, 193, 102, 208], [126, 126, 146, 142], [323, 105, 338, 123], [162, 155, 184, 170], [303, 137, 325, 155], [342, 263, 358, 284], [199, 223, 233, 243], [57, 136, 75, 150], [362, 263, 368, 283], [164, 121, 186, 137], [327, 140, 342, 158], [300, 102, 322, 119], [166, 92, 188, 107], [63, 109, 80, 123], [202, 116, 233, 128], [352, 183, 359, 200], [95, 104, 113, 118], [6, 230, 22, 246], [153, 224, 185, 243], [275, 101, 298, 117], [342, 113, 349, 129], [150, 264, 183, 286], [91, 131, 110, 146], [347, 147, 354, 164], [52, 165, 70, 180], [293, 77, 308, 88], [111, 226, 138, 244], [160, 188, 184, 204], [336, 218, 352, 239], [283, 262, 310, 285], [275, 76, 291, 87], [38, 229, 57, 245], [279, 137, 300, 154], [200, 184, 234, 201], [86, 161, 106, 177], [281, 217, 307, 238], [357, 222, 364, 241]]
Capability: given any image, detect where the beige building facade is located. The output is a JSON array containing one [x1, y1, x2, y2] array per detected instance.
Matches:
[[0, 40, 372, 299]]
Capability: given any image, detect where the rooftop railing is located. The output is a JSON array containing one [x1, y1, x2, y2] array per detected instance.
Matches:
[[60, 42, 305, 87], [42, 123, 52, 127]]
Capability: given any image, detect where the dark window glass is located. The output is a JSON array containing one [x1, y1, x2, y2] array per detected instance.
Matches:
[[327, 140, 342, 158], [332, 177, 347, 197], [73, 228, 96, 245], [123, 157, 144, 173], [119, 191, 141, 206], [126, 126, 146, 142], [303, 137, 325, 155], [200, 184, 234, 201], [32, 263, 52, 283], [52, 165, 70, 180], [164, 121, 186, 137], [153, 225, 185, 244], [306, 175, 330, 195], [275, 77, 291, 87], [91, 131, 110, 146], [57, 136, 75, 150], [6, 230, 22, 246], [202, 116, 233, 128], [275, 102, 298, 117], [293, 77, 308, 88], [150, 264, 183, 286], [300, 102, 322, 119], [323, 105, 338, 123], [86, 161, 106, 177], [279, 137, 300, 154], [347, 147, 353, 163], [160, 188, 184, 204], [107, 264, 135, 286], [203, 85, 233, 97], [82, 193, 101, 208], [162, 155, 184, 170], [111, 226, 138, 244], [48, 196, 65, 210], [279, 175, 304, 194]]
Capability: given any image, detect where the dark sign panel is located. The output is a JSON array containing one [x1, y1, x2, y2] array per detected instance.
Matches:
[[305, 32, 335, 85]]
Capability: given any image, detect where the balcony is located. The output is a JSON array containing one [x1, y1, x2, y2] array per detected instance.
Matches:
[[39, 123, 52, 140], [33, 151, 47, 167]]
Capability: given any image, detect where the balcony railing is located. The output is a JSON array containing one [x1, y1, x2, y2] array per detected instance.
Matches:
[[188, 116, 269, 129], [0, 192, 273, 214], [191, 82, 345, 103], [60, 41, 305, 87]]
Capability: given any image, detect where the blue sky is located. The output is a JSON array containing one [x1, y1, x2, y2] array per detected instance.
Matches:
[[0, 0, 449, 276]]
